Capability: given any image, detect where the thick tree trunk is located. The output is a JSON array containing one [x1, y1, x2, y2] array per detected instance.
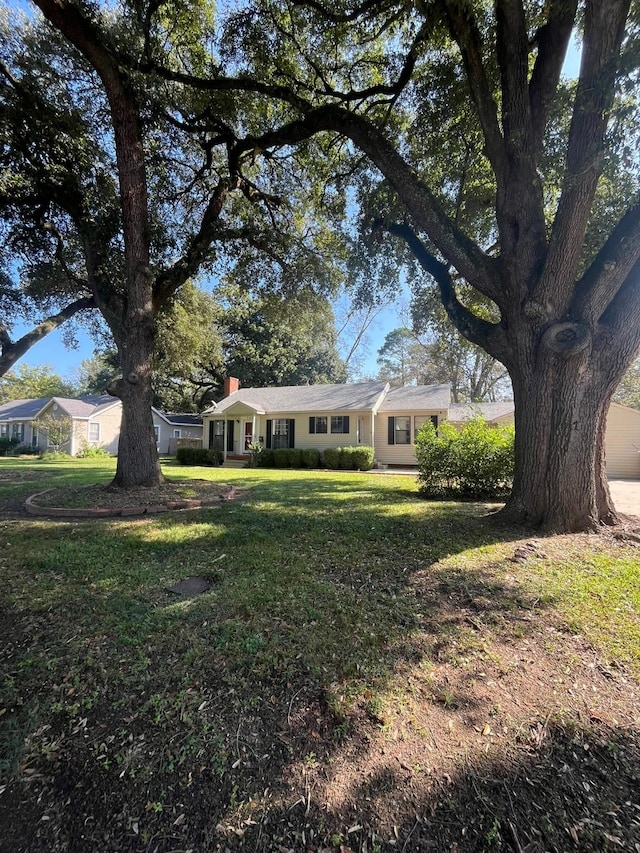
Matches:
[[500, 336, 619, 532], [110, 316, 164, 488]]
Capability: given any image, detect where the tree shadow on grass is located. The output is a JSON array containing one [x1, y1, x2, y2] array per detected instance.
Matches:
[[1, 471, 638, 852]]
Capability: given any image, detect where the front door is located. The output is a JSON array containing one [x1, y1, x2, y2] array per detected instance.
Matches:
[[243, 420, 253, 451]]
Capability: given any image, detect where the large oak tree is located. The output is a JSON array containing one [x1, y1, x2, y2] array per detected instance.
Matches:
[[172, 0, 638, 532], [1, 0, 343, 486]]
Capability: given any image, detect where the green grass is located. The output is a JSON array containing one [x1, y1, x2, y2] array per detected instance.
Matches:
[[1, 457, 638, 803]]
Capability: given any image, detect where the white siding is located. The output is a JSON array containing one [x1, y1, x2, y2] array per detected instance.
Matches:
[[605, 403, 640, 479]]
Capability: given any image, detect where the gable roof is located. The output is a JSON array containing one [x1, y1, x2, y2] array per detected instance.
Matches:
[[447, 401, 515, 423], [205, 381, 390, 415], [0, 395, 119, 421], [0, 397, 51, 420], [377, 384, 451, 411], [153, 410, 203, 427]]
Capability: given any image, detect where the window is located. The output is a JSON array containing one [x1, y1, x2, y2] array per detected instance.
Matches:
[[153, 425, 160, 444], [0, 424, 7, 436], [308, 416, 327, 434], [273, 418, 290, 449], [414, 415, 438, 438], [88, 423, 100, 442], [173, 429, 181, 439], [210, 420, 225, 451], [12, 423, 24, 441], [388, 416, 411, 445], [330, 415, 350, 434], [266, 418, 295, 449]]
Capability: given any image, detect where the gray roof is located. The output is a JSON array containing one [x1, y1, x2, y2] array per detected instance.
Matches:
[[0, 397, 51, 420], [206, 381, 390, 415], [448, 401, 515, 422], [51, 395, 119, 418], [158, 412, 203, 426], [378, 384, 451, 412], [0, 395, 119, 421]]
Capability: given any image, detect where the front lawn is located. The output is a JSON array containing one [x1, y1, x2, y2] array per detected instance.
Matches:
[[1, 458, 639, 852]]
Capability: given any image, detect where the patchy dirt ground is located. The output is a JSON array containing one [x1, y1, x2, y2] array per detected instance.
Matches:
[[29, 479, 231, 509]]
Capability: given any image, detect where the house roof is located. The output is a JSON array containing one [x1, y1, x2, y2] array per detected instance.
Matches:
[[48, 395, 120, 418], [0, 397, 51, 420], [205, 381, 391, 415], [377, 384, 451, 411], [154, 411, 203, 427], [447, 401, 515, 423], [0, 395, 119, 421]]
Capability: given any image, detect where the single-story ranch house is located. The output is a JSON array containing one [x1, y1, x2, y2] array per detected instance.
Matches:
[[0, 395, 202, 456], [202, 378, 640, 479]]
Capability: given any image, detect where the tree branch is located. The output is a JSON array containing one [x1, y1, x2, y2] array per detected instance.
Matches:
[[528, 0, 579, 151], [383, 221, 509, 363], [442, 0, 507, 186], [535, 0, 631, 311], [235, 104, 499, 299], [573, 199, 640, 324], [0, 296, 95, 378]]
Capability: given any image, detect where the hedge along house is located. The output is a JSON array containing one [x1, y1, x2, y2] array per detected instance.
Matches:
[[201, 378, 451, 467], [0, 394, 121, 455]]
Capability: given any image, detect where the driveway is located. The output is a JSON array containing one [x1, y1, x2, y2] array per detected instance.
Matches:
[[609, 479, 640, 518]]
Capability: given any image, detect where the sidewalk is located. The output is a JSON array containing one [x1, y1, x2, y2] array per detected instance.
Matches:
[[609, 479, 640, 517]]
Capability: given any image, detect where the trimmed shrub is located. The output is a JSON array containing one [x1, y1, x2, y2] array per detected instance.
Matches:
[[273, 448, 292, 468], [322, 447, 342, 469], [256, 448, 275, 467], [300, 448, 321, 469], [176, 447, 221, 466], [350, 446, 375, 471], [415, 417, 514, 499], [339, 446, 355, 469], [322, 446, 375, 470]]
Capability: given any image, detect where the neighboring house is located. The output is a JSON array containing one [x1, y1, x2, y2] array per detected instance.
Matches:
[[202, 378, 640, 478], [152, 410, 203, 455], [0, 395, 121, 455], [0, 395, 203, 458]]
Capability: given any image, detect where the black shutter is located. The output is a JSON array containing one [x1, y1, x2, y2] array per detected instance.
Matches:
[[343, 415, 349, 434], [209, 421, 215, 448], [431, 415, 439, 429], [388, 417, 395, 444], [226, 420, 234, 452], [309, 416, 315, 434], [289, 419, 295, 448], [266, 419, 272, 449]]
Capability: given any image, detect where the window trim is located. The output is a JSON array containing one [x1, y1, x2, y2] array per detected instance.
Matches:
[[309, 415, 328, 434], [388, 415, 411, 445], [330, 415, 350, 435], [88, 422, 101, 443]]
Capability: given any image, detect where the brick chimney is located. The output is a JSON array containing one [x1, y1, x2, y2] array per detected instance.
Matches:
[[223, 377, 240, 397]]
